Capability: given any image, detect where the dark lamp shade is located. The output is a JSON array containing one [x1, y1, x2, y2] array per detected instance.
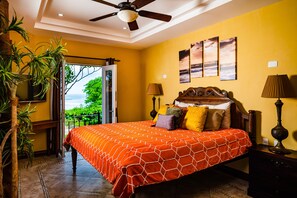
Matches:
[[261, 74, 295, 98], [147, 83, 162, 95]]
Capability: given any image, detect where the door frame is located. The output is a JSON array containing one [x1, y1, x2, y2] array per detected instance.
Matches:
[[57, 62, 102, 156], [102, 64, 117, 123]]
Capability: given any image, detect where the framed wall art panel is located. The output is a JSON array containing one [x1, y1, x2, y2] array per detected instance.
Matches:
[[179, 49, 191, 83], [203, 37, 219, 77], [190, 41, 203, 78], [220, 37, 237, 80]]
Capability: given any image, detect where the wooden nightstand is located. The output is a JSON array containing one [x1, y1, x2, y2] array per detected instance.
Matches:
[[248, 144, 297, 198]]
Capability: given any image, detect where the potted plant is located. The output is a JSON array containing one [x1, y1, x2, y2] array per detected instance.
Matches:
[[0, 10, 66, 198]]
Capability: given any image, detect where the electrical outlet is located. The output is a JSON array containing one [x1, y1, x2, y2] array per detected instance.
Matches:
[[262, 137, 269, 145]]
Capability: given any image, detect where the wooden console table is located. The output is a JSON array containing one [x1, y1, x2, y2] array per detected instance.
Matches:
[[32, 120, 59, 155]]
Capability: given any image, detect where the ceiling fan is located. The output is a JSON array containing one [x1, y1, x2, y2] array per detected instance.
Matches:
[[90, 0, 172, 31]]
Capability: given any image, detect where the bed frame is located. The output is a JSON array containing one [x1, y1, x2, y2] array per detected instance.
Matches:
[[71, 87, 257, 171], [174, 86, 257, 145], [69, 87, 256, 197]]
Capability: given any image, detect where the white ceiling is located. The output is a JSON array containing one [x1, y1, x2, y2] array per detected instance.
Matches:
[[9, 0, 280, 49]]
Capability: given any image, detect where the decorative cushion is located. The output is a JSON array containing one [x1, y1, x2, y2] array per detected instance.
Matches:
[[166, 107, 184, 128], [220, 106, 231, 129], [200, 101, 232, 129], [176, 106, 188, 128], [204, 109, 225, 131], [155, 114, 175, 130], [182, 106, 208, 132], [153, 105, 169, 122]]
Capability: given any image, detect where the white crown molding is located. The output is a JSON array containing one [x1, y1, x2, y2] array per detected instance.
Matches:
[[34, 0, 230, 44], [9, 0, 281, 49]]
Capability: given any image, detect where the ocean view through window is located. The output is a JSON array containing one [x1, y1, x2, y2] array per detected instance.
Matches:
[[64, 64, 102, 134]]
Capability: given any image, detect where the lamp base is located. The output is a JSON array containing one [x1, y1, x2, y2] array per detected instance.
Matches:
[[150, 110, 157, 119], [269, 123, 291, 154], [269, 140, 291, 154], [150, 96, 157, 119]]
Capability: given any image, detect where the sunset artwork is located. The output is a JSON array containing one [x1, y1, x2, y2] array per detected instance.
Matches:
[[179, 49, 190, 83], [190, 41, 203, 78], [220, 37, 237, 80], [203, 37, 219, 77]]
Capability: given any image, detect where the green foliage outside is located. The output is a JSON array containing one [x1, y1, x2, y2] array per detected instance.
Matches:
[[84, 76, 102, 108], [65, 76, 102, 126], [65, 64, 75, 88]]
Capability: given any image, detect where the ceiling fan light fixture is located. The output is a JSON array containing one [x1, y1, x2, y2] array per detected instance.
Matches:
[[117, 9, 138, 23]]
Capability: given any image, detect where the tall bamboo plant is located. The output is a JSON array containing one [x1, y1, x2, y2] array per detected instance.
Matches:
[[0, 12, 66, 198]]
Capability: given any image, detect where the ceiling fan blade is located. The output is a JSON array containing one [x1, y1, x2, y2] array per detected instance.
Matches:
[[92, 0, 120, 8], [131, 0, 155, 9], [128, 21, 139, 31], [138, 10, 172, 22], [90, 12, 117, 21]]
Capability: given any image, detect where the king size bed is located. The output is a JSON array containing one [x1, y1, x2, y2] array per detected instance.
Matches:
[[64, 87, 256, 198]]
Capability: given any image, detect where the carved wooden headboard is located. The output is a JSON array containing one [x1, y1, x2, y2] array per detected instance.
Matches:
[[174, 87, 256, 145]]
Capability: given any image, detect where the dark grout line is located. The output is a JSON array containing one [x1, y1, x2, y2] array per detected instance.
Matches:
[[38, 168, 50, 198], [18, 174, 22, 198]]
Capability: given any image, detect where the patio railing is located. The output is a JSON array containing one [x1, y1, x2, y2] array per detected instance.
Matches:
[[65, 112, 101, 133]]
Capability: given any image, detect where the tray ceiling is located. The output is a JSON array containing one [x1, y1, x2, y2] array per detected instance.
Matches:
[[9, 0, 280, 49]]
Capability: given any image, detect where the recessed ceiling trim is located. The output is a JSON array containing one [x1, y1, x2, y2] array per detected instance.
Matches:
[[34, 21, 133, 43], [35, 0, 132, 43], [39, 17, 129, 38], [36, 0, 48, 23], [130, 0, 232, 43], [35, 0, 224, 44], [10, 0, 281, 49]]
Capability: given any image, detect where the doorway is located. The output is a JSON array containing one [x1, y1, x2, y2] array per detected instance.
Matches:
[[63, 63, 102, 135], [52, 57, 118, 156], [58, 63, 118, 153]]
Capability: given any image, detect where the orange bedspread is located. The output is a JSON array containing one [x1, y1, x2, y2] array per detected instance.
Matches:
[[64, 120, 252, 198]]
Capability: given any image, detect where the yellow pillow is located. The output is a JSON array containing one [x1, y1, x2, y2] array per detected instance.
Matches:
[[182, 106, 208, 132], [153, 105, 169, 122]]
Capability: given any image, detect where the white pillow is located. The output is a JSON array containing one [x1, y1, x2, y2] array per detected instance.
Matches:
[[174, 100, 195, 108], [201, 101, 231, 110]]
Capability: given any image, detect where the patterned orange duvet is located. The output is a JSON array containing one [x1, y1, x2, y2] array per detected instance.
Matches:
[[64, 120, 252, 198]]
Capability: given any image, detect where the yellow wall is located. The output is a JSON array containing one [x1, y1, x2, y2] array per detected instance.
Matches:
[[140, 0, 297, 151], [10, 0, 297, 153], [10, 34, 142, 151]]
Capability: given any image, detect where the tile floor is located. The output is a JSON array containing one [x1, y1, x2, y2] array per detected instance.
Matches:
[[18, 152, 251, 198]]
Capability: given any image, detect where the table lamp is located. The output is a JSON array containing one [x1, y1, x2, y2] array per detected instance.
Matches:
[[147, 83, 162, 119], [261, 74, 295, 154]]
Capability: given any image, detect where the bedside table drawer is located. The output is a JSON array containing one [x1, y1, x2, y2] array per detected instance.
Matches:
[[250, 149, 297, 177], [249, 174, 297, 195], [248, 145, 297, 198]]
